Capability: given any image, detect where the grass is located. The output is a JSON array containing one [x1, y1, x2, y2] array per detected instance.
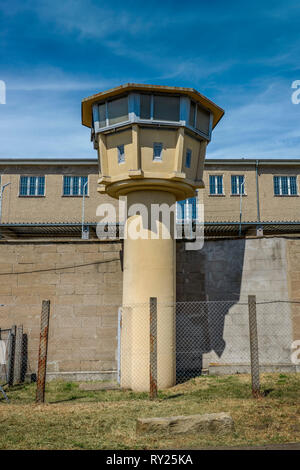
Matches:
[[0, 373, 299, 450]]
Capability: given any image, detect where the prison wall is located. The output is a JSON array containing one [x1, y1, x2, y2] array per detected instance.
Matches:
[[176, 236, 298, 374], [0, 237, 299, 381], [0, 241, 122, 381]]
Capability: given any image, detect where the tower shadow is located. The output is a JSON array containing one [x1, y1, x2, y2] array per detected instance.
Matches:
[[176, 238, 245, 383]]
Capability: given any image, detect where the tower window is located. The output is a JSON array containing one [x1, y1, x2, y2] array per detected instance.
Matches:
[[140, 94, 151, 119], [189, 101, 196, 127], [196, 106, 210, 135], [118, 144, 125, 164], [189, 100, 211, 136], [107, 96, 128, 125], [153, 142, 163, 161], [153, 95, 180, 121], [185, 149, 192, 168]]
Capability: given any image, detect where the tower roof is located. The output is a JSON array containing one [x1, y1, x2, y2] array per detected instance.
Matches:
[[81, 83, 224, 129]]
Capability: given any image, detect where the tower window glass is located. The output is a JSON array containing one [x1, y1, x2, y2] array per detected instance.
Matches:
[[196, 105, 210, 135], [189, 101, 196, 127], [98, 103, 106, 128], [153, 95, 180, 121], [140, 94, 151, 119], [107, 96, 128, 125]]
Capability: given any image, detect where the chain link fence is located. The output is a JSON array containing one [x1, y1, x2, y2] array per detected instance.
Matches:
[[0, 297, 298, 401], [176, 299, 295, 382]]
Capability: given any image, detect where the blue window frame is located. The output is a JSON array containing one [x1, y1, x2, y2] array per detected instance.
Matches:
[[63, 176, 88, 196], [153, 142, 163, 161], [177, 197, 197, 221], [19, 176, 45, 196], [209, 175, 223, 195], [231, 175, 245, 195], [117, 144, 125, 164], [274, 176, 297, 196], [185, 149, 192, 168]]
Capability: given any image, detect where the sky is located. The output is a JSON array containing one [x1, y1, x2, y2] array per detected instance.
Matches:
[[1, 0, 300, 159]]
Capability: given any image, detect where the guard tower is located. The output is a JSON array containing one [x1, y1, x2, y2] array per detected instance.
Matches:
[[82, 84, 224, 391]]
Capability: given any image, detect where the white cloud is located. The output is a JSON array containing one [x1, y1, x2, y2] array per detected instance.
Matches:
[[208, 80, 300, 157]]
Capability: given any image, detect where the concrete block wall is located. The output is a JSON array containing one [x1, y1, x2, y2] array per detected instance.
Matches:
[[176, 237, 297, 374], [287, 239, 300, 342], [0, 241, 122, 381]]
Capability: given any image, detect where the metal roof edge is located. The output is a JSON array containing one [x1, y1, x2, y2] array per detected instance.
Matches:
[[1, 157, 300, 166], [0, 158, 98, 166]]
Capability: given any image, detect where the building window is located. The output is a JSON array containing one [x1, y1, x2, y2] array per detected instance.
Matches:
[[177, 197, 197, 220], [118, 144, 125, 164], [231, 175, 245, 195], [185, 149, 192, 168], [19, 176, 45, 196], [63, 176, 88, 196], [209, 175, 223, 195], [153, 142, 163, 161], [274, 176, 297, 196]]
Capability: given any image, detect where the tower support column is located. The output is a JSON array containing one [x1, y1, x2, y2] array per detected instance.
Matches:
[[121, 190, 176, 391]]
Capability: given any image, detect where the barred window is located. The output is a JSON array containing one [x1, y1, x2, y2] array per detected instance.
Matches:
[[19, 176, 45, 196], [63, 176, 88, 196], [274, 176, 297, 196], [177, 197, 197, 220], [231, 175, 245, 195], [209, 175, 223, 195]]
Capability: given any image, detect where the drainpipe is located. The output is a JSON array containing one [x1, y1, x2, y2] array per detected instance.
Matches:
[[0, 183, 11, 224], [81, 181, 89, 239], [256, 160, 261, 222], [239, 179, 245, 237]]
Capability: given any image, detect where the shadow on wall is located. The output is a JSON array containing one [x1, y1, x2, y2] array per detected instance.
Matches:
[[176, 238, 246, 382]]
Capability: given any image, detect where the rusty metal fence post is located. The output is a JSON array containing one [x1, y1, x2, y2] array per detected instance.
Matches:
[[248, 295, 261, 397], [7, 325, 16, 387], [36, 300, 50, 404], [149, 297, 157, 399], [13, 325, 23, 385]]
